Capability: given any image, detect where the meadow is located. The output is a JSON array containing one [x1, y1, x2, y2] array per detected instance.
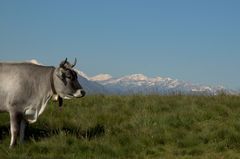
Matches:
[[0, 95, 240, 158]]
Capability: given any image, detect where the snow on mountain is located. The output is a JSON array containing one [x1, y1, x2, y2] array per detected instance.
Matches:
[[90, 74, 112, 81], [121, 74, 148, 81], [88, 73, 230, 95], [73, 69, 90, 80], [28, 59, 43, 65], [77, 75, 109, 95], [73, 70, 110, 95]]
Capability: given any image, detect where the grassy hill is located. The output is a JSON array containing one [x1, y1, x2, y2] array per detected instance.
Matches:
[[1, 95, 240, 158]]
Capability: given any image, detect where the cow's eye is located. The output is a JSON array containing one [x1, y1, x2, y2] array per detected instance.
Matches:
[[65, 74, 72, 79], [64, 69, 77, 80], [65, 72, 73, 80]]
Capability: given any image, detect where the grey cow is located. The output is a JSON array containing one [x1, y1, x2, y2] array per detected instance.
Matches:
[[0, 58, 85, 148]]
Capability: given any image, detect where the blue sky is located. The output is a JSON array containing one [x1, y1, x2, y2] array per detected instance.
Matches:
[[0, 0, 240, 89]]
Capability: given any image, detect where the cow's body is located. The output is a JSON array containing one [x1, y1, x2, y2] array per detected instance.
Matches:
[[0, 59, 85, 148], [0, 63, 54, 121]]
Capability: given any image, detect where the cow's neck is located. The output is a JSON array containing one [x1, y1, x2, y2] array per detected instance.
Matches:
[[50, 68, 57, 95], [49, 68, 63, 107]]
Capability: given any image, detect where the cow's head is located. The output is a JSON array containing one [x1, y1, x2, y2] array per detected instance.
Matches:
[[54, 58, 85, 99]]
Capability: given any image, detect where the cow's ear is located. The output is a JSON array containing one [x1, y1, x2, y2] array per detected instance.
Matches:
[[56, 68, 65, 80]]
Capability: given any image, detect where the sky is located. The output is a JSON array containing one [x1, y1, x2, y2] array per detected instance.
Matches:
[[0, 0, 240, 89]]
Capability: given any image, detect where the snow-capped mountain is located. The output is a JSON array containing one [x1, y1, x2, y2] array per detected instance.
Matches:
[[28, 59, 233, 95], [74, 69, 109, 95], [90, 74, 113, 81], [87, 73, 228, 95]]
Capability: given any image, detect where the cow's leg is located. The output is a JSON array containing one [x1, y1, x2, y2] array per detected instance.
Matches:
[[19, 119, 27, 144], [9, 112, 21, 148]]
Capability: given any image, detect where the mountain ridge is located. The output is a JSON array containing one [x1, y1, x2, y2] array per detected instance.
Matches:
[[77, 71, 233, 95], [28, 59, 235, 95]]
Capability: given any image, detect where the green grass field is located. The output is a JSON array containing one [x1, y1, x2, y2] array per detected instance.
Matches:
[[1, 95, 240, 158]]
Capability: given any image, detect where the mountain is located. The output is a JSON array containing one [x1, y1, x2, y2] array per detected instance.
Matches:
[[73, 69, 109, 95], [87, 73, 229, 95], [28, 60, 234, 95]]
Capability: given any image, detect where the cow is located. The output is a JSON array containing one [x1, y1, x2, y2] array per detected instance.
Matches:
[[0, 58, 85, 148]]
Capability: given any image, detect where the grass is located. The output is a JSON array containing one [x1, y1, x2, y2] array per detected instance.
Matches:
[[0, 95, 240, 158]]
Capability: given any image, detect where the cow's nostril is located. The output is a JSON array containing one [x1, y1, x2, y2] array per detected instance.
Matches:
[[81, 90, 86, 97]]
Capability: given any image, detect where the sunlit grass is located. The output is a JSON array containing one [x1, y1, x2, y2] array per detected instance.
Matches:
[[0, 95, 240, 158]]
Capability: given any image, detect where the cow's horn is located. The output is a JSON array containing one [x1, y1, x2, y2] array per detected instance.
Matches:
[[60, 58, 68, 68], [64, 58, 68, 64], [71, 58, 77, 68]]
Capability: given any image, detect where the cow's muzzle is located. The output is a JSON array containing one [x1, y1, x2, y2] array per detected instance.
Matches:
[[73, 89, 86, 98], [62, 89, 86, 99]]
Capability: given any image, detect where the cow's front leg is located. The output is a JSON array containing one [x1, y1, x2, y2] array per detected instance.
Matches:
[[19, 119, 27, 144], [9, 112, 21, 148]]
